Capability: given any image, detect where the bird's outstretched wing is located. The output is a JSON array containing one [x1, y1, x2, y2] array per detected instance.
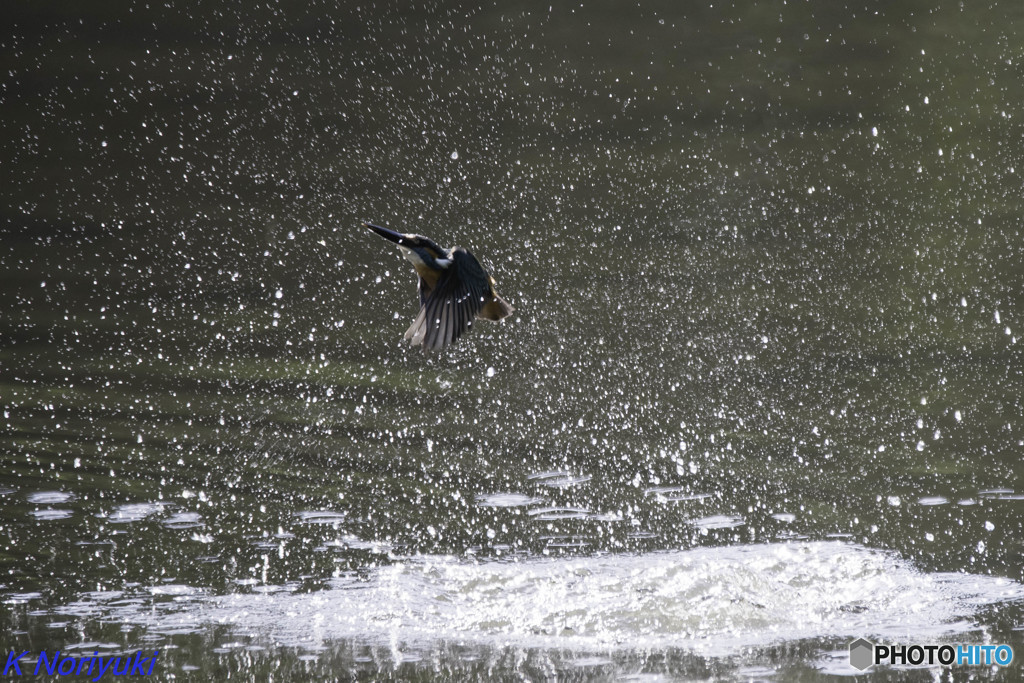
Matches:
[[417, 276, 433, 307], [405, 248, 492, 350]]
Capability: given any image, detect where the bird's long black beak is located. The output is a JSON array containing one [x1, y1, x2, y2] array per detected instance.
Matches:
[[365, 222, 406, 245]]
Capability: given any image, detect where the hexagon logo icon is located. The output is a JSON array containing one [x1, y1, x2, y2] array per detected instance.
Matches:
[[849, 638, 875, 670]]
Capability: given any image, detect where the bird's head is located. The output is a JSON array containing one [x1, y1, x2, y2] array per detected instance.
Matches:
[[366, 223, 451, 271]]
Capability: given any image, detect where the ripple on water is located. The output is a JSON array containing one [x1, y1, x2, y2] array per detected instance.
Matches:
[[528, 507, 594, 521], [294, 510, 347, 526], [526, 507, 622, 522], [27, 491, 76, 504], [980, 489, 1024, 501], [161, 512, 204, 530], [978, 488, 1015, 497], [475, 493, 545, 507], [3, 592, 43, 605], [316, 534, 389, 553], [31, 509, 74, 521], [104, 502, 170, 523], [689, 514, 745, 530], [148, 584, 204, 597], [526, 471, 592, 488], [542, 536, 592, 550], [63, 642, 122, 652], [644, 487, 713, 503]]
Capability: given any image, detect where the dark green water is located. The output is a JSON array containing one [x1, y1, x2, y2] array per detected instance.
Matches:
[[3, 1, 1024, 680]]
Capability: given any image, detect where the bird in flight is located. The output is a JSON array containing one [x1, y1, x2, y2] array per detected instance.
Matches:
[[366, 222, 514, 350]]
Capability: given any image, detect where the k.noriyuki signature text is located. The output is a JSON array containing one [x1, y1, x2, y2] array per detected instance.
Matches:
[[3, 650, 158, 680]]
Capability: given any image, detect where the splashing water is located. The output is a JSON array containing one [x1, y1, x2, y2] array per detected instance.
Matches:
[[52, 541, 1024, 670]]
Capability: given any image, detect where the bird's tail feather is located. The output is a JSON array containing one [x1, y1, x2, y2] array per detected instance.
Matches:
[[405, 309, 428, 347], [478, 294, 514, 321]]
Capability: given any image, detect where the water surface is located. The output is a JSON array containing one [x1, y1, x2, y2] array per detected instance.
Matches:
[[3, 1, 1024, 679]]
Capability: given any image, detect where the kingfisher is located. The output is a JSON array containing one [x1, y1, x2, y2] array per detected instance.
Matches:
[[366, 222, 514, 350]]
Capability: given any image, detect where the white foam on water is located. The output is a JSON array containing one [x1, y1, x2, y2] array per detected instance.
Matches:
[[58, 542, 1024, 659]]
